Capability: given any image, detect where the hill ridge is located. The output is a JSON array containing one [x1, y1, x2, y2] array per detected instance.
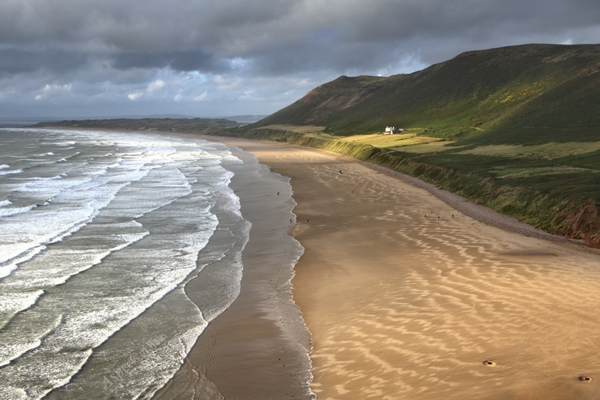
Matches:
[[257, 43, 600, 144], [244, 43, 600, 245]]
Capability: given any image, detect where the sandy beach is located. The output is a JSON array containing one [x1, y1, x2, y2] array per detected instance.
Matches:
[[151, 133, 600, 399], [204, 136, 600, 399]]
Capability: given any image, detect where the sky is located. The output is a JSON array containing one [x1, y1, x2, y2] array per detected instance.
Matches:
[[1, 0, 599, 120]]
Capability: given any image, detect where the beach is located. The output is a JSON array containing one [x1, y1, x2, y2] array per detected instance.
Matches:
[[152, 135, 313, 399], [183, 135, 600, 400], [15, 129, 599, 399], [7, 128, 599, 399]]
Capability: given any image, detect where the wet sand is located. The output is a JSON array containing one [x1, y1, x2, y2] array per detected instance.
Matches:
[[201, 136, 600, 400], [48, 128, 317, 399], [153, 137, 313, 399]]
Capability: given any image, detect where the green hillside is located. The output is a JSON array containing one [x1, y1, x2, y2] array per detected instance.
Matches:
[[247, 44, 600, 245], [257, 44, 600, 143]]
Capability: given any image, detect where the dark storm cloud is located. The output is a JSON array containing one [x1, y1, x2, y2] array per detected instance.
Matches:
[[111, 50, 230, 73], [0, 0, 297, 51], [0, 48, 88, 75], [0, 0, 598, 117], [201, 0, 600, 75], [2, 0, 599, 74]]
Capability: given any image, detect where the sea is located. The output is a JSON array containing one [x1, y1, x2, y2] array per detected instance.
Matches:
[[0, 128, 261, 399]]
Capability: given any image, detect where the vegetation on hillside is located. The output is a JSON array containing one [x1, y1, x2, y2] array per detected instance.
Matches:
[[257, 44, 600, 143], [245, 44, 600, 245]]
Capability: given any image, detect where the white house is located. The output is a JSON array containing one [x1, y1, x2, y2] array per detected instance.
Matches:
[[383, 126, 405, 134]]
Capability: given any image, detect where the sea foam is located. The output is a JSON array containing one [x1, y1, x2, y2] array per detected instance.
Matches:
[[0, 128, 250, 399]]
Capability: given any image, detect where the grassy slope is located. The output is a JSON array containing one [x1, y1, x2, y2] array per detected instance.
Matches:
[[250, 44, 600, 245], [259, 44, 600, 141]]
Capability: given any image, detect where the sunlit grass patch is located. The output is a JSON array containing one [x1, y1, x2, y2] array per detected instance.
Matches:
[[331, 130, 451, 151], [340, 132, 415, 146]]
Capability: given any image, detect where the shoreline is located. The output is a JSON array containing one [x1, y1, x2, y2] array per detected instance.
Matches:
[[207, 135, 585, 247], [24, 127, 316, 399], [199, 135, 600, 399], [30, 128, 600, 398], [153, 135, 314, 399]]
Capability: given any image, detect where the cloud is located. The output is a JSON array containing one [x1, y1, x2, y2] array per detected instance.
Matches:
[[34, 83, 73, 100], [147, 79, 165, 92], [0, 48, 89, 76], [110, 50, 231, 73], [193, 91, 208, 102], [128, 91, 144, 101], [0, 0, 599, 117], [127, 79, 166, 100]]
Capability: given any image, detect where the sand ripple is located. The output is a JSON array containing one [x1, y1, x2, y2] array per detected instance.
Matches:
[[283, 151, 600, 399]]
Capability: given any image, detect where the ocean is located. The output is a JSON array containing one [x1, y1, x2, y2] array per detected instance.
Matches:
[[0, 128, 263, 398]]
